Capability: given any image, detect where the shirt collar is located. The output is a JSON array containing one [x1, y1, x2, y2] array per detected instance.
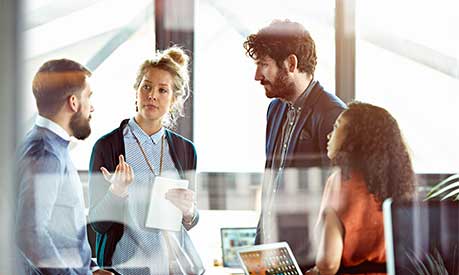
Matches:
[[291, 79, 317, 110], [128, 117, 165, 145], [35, 115, 71, 141]]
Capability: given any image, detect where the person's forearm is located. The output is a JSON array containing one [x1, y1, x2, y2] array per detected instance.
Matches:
[[314, 208, 343, 275]]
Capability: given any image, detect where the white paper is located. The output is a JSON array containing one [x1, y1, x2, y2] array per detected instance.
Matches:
[[145, 176, 189, 231]]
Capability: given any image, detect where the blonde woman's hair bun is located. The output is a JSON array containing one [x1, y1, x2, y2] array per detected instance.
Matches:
[[164, 46, 189, 67]]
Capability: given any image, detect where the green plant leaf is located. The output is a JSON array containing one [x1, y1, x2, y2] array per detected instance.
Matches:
[[441, 188, 459, 201], [427, 174, 459, 193], [425, 174, 459, 201], [426, 182, 459, 200]]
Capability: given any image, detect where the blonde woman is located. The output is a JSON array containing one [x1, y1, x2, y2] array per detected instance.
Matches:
[[88, 47, 202, 275]]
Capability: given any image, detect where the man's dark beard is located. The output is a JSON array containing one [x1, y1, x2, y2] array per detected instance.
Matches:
[[69, 108, 91, 140], [265, 67, 296, 102]]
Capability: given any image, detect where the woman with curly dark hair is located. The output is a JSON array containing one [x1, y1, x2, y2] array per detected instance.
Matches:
[[305, 102, 415, 275]]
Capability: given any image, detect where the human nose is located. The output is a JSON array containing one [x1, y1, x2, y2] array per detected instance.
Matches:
[[147, 90, 158, 101], [254, 67, 264, 81], [90, 105, 95, 112]]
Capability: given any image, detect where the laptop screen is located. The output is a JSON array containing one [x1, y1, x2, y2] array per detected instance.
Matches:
[[220, 227, 257, 267], [237, 242, 302, 275]]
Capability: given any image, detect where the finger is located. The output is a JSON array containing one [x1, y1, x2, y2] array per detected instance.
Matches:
[[100, 167, 111, 181], [167, 195, 192, 209], [185, 191, 195, 201], [115, 162, 122, 173], [165, 190, 181, 200], [119, 154, 125, 165], [121, 162, 128, 182], [168, 188, 189, 197], [166, 195, 192, 208], [176, 189, 194, 201], [118, 161, 125, 175], [166, 199, 188, 211], [114, 164, 122, 182], [127, 165, 134, 183]]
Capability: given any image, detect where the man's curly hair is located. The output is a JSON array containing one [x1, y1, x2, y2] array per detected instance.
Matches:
[[333, 102, 415, 202], [243, 19, 317, 76]]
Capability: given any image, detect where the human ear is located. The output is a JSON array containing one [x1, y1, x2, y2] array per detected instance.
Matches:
[[286, 54, 298, 72], [68, 94, 79, 113]]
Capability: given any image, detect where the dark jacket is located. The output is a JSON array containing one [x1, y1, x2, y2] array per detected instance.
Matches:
[[257, 82, 346, 271], [265, 81, 346, 168], [88, 119, 198, 268]]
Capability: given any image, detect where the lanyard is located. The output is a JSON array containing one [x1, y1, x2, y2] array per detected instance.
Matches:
[[129, 126, 164, 176]]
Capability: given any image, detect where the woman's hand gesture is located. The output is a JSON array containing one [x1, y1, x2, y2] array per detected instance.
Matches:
[[101, 155, 134, 197]]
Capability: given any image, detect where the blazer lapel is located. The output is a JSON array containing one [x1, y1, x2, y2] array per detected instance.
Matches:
[[285, 84, 323, 165], [266, 102, 287, 161]]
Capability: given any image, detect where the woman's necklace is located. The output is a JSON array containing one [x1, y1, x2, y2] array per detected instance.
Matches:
[[129, 126, 164, 176]]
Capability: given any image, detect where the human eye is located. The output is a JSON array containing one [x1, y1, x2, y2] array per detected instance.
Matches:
[[142, 84, 151, 91], [159, 87, 169, 93]]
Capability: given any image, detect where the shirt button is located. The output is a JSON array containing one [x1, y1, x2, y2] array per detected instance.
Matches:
[[283, 143, 287, 148], [273, 189, 276, 193], [289, 122, 293, 126]]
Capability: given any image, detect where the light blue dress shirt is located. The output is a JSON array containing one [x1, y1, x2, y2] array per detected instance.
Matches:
[[16, 115, 93, 275]]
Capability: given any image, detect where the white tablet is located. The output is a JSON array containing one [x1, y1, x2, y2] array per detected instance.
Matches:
[[237, 242, 302, 275]]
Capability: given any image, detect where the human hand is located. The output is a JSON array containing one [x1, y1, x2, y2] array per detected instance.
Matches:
[[165, 188, 195, 220], [93, 269, 114, 275], [101, 155, 134, 197]]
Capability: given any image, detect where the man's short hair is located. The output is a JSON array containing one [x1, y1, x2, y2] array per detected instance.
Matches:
[[243, 19, 317, 76], [32, 59, 92, 116]]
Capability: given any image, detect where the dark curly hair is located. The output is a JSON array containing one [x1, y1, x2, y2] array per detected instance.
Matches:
[[243, 19, 317, 76], [333, 102, 415, 202]]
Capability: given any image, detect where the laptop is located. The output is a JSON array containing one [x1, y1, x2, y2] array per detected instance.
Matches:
[[221, 227, 257, 268], [237, 242, 302, 275]]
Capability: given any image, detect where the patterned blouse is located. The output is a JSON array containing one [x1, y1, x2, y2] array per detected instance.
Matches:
[[111, 118, 188, 275]]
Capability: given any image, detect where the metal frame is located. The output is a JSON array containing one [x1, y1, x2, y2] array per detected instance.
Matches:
[[0, 0, 21, 273], [335, 0, 356, 103], [155, 0, 195, 140]]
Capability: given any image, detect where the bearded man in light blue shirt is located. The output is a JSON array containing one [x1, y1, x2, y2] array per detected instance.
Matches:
[[16, 59, 112, 275]]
